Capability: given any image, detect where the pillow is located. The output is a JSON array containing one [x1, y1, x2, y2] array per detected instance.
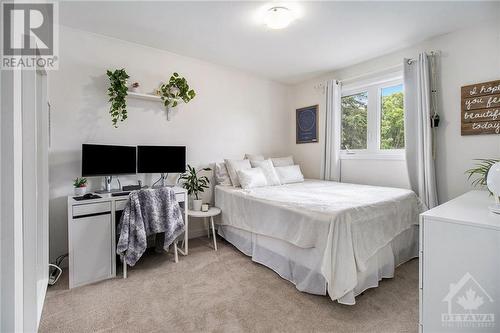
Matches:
[[271, 156, 294, 167], [224, 159, 252, 187], [214, 162, 232, 186], [275, 165, 304, 184], [249, 159, 281, 186], [237, 168, 268, 189], [244, 154, 265, 161]]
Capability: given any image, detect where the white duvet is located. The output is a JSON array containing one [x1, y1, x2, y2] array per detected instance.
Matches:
[[215, 179, 424, 301]]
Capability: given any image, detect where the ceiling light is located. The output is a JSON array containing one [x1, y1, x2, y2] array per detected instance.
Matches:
[[264, 6, 295, 29]]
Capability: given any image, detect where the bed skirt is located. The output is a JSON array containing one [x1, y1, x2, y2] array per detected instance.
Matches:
[[218, 224, 418, 305]]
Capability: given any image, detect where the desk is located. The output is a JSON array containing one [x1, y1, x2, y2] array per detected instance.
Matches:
[[67, 187, 188, 288]]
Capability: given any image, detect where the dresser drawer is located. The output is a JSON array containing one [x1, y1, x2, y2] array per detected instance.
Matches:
[[73, 202, 111, 217]]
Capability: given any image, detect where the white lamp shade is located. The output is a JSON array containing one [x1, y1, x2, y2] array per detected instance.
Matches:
[[487, 162, 500, 195]]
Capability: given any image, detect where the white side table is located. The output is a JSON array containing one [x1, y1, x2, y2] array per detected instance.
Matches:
[[187, 207, 221, 251]]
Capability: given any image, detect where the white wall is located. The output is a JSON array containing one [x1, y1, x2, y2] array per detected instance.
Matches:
[[48, 26, 291, 262], [289, 22, 500, 202]]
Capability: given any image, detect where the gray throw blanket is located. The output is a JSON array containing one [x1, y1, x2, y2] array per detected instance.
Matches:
[[117, 187, 185, 266]]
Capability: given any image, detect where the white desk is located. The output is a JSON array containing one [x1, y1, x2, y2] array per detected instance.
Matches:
[[67, 187, 188, 288]]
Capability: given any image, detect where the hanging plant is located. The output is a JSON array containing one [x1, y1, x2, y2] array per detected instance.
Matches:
[[107, 69, 129, 127], [159, 72, 196, 109]]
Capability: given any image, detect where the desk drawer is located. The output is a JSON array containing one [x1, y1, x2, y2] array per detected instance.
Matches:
[[175, 193, 185, 202], [73, 202, 111, 218], [115, 199, 128, 211]]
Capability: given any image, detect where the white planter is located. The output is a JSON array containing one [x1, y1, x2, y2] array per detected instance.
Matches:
[[74, 186, 87, 196], [192, 199, 202, 211]]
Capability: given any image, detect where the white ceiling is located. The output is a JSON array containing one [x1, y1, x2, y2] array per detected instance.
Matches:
[[60, 1, 500, 84]]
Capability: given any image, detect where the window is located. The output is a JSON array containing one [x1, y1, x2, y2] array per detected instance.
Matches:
[[341, 92, 368, 150], [380, 84, 404, 150], [340, 75, 404, 159]]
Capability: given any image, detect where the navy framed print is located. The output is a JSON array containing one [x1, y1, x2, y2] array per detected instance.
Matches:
[[296, 105, 318, 144]]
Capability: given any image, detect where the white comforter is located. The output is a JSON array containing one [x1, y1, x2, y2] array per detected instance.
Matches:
[[215, 179, 423, 301]]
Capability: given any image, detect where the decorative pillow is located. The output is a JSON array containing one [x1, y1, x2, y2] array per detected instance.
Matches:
[[237, 168, 268, 189], [249, 159, 281, 186], [275, 165, 304, 184], [271, 156, 294, 167], [215, 162, 232, 186], [244, 154, 265, 161], [224, 159, 252, 187]]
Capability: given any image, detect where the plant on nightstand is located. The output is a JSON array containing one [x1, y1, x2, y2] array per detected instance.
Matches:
[[107, 68, 130, 127], [180, 164, 211, 211], [73, 177, 88, 196]]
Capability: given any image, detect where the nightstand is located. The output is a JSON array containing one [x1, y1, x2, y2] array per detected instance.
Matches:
[[187, 207, 221, 251]]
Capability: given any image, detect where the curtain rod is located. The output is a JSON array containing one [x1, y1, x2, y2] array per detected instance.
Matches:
[[313, 63, 402, 90], [314, 50, 441, 90], [406, 50, 440, 65]]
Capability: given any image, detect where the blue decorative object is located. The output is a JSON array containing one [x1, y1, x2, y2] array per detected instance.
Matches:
[[296, 105, 318, 144]]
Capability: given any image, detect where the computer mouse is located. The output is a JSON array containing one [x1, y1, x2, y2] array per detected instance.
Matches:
[[83, 193, 94, 199]]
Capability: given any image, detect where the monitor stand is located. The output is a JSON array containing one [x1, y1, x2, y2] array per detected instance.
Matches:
[[95, 176, 121, 193], [152, 173, 174, 188]]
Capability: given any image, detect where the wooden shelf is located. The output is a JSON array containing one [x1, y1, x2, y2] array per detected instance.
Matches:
[[127, 92, 161, 102]]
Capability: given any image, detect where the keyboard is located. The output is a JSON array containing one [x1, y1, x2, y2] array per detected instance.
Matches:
[[111, 191, 131, 197]]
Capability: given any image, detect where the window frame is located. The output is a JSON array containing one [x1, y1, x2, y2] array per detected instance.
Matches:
[[340, 73, 405, 160]]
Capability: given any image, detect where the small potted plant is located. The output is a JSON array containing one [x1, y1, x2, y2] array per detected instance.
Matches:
[[73, 177, 88, 196], [129, 82, 140, 93], [466, 158, 500, 195], [180, 164, 211, 211]]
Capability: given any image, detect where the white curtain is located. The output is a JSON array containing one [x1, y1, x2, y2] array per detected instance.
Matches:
[[404, 53, 438, 209], [320, 79, 342, 181]]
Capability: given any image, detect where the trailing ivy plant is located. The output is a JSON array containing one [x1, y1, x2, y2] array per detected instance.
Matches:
[[159, 72, 196, 109], [466, 158, 500, 191], [107, 69, 129, 127]]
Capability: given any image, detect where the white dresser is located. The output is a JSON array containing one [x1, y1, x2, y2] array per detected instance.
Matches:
[[420, 191, 500, 333], [67, 187, 188, 288]]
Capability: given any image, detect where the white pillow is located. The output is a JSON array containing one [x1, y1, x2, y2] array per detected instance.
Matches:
[[237, 168, 268, 189], [224, 159, 252, 187], [249, 159, 281, 186], [275, 165, 304, 184], [214, 162, 232, 186], [244, 154, 265, 161], [271, 156, 294, 167]]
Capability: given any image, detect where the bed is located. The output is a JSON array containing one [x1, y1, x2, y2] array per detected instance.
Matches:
[[215, 179, 424, 305]]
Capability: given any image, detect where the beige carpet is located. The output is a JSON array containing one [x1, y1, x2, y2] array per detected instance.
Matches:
[[40, 237, 418, 333]]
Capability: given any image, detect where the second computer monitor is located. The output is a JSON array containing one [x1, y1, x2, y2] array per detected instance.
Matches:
[[137, 146, 186, 174]]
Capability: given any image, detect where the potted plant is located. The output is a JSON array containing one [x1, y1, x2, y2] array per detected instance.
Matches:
[[180, 164, 211, 211], [158, 73, 196, 117], [73, 177, 88, 196], [107, 68, 129, 127], [129, 82, 140, 93], [466, 158, 500, 194]]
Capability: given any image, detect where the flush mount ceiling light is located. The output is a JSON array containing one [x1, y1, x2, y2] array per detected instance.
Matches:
[[264, 6, 295, 29]]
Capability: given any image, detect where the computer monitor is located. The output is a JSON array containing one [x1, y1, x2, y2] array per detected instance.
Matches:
[[81, 144, 137, 177], [137, 146, 186, 173]]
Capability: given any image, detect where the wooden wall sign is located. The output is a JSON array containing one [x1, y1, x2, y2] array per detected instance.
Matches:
[[461, 79, 500, 135]]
